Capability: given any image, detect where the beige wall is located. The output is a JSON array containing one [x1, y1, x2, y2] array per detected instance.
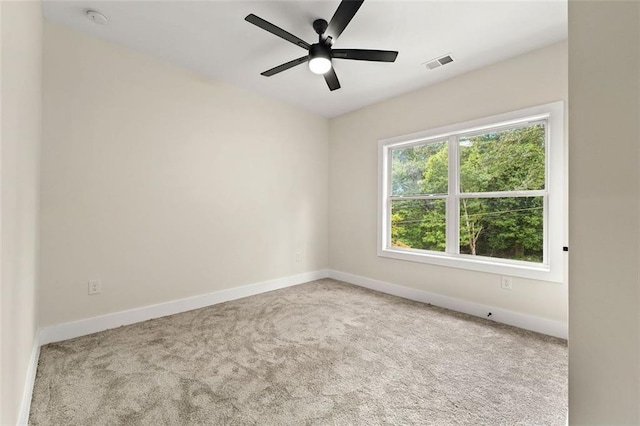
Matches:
[[0, 1, 42, 424], [568, 1, 640, 424], [39, 23, 329, 327], [329, 42, 568, 323]]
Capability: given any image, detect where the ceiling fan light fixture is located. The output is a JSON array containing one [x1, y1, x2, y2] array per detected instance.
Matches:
[[308, 44, 332, 74], [309, 56, 332, 74]]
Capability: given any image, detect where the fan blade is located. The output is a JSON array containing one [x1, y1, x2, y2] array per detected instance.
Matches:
[[261, 56, 309, 76], [332, 49, 398, 62], [327, 0, 364, 41], [324, 68, 341, 91], [245, 14, 310, 50]]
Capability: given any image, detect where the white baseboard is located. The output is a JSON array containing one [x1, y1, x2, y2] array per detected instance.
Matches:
[[38, 268, 566, 346], [328, 270, 567, 339], [40, 270, 329, 345], [17, 333, 41, 426]]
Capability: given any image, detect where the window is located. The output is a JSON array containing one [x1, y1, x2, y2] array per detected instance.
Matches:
[[378, 102, 565, 282]]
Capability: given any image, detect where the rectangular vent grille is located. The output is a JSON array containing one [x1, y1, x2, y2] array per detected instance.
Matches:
[[426, 60, 441, 70], [424, 54, 454, 70], [438, 55, 453, 65]]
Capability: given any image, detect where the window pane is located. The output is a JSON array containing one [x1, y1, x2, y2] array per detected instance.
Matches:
[[459, 196, 543, 263], [459, 124, 545, 193], [391, 199, 446, 252], [391, 141, 448, 196]]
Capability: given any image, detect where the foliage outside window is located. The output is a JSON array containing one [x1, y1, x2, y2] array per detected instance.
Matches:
[[378, 103, 565, 282]]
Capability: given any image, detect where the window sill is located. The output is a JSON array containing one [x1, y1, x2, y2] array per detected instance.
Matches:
[[378, 247, 562, 283]]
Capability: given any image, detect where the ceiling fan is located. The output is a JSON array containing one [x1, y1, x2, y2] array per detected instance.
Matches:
[[245, 0, 398, 91]]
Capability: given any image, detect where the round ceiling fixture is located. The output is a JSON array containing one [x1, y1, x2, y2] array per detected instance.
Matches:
[[85, 9, 108, 25]]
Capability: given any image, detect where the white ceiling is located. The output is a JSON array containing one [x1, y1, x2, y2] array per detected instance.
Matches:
[[42, 1, 567, 118]]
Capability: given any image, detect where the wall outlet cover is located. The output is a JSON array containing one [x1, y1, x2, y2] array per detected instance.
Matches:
[[88, 279, 102, 295], [501, 276, 513, 290]]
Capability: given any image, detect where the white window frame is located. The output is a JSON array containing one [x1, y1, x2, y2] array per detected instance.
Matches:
[[377, 102, 565, 283]]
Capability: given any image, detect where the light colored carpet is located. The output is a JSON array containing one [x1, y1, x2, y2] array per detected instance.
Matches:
[[29, 279, 567, 425]]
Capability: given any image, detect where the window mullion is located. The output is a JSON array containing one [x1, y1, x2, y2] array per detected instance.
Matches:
[[390, 195, 448, 201], [459, 190, 547, 199], [385, 147, 393, 249], [446, 136, 459, 254]]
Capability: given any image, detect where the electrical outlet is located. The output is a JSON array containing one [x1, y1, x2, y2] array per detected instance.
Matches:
[[295, 251, 302, 262], [501, 276, 513, 290], [88, 279, 102, 295]]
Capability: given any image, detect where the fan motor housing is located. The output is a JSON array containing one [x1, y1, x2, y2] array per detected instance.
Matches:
[[309, 43, 331, 60]]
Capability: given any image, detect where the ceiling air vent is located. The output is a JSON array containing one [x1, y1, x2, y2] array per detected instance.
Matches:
[[424, 54, 454, 70]]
